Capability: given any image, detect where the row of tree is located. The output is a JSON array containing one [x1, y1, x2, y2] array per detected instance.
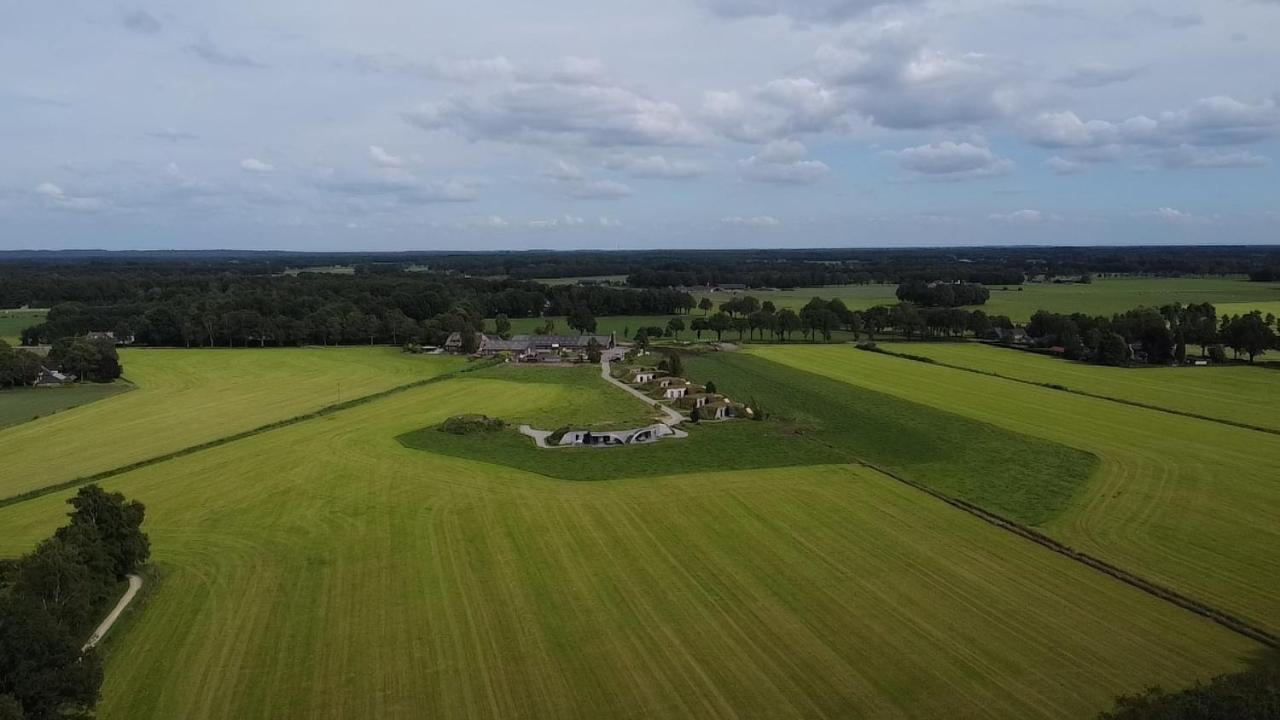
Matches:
[[0, 485, 150, 720], [1027, 303, 1278, 364], [14, 273, 693, 349], [895, 280, 991, 307], [632, 296, 1013, 344]]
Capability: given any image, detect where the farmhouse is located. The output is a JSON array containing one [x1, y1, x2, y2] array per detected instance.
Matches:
[[444, 332, 616, 360], [990, 327, 1030, 345]]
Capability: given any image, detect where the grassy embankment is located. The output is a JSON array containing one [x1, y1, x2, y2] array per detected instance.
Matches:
[[405, 355, 1095, 526]]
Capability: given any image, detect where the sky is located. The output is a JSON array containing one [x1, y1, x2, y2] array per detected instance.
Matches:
[[1, 0, 1278, 251]]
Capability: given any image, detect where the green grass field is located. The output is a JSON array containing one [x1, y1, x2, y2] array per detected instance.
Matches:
[[0, 382, 132, 430], [875, 342, 1280, 431], [0, 308, 47, 343], [409, 356, 1095, 525], [692, 277, 1280, 322], [752, 345, 1280, 634], [0, 370, 1257, 719], [1216, 300, 1280, 319], [0, 347, 463, 499], [531, 274, 628, 285]]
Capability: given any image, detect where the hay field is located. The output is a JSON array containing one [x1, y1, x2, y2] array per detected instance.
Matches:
[[0, 347, 463, 499], [0, 371, 1256, 719], [752, 345, 1280, 633]]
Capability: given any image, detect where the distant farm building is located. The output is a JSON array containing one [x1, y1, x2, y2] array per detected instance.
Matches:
[[445, 332, 615, 361], [34, 367, 74, 387]]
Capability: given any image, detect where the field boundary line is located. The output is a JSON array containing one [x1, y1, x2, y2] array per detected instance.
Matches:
[[854, 457, 1278, 649], [0, 360, 497, 510], [865, 345, 1280, 437]]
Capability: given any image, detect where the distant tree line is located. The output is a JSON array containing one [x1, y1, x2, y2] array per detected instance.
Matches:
[[1248, 266, 1280, 282], [1025, 303, 1278, 364], [895, 280, 990, 307], [5, 265, 692, 349], [647, 295, 1011, 344], [0, 485, 150, 720], [5, 246, 1280, 288]]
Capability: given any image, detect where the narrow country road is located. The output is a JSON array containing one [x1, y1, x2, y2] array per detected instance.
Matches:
[[83, 574, 142, 652]]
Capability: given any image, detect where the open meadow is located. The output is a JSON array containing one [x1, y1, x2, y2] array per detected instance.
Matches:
[[0, 347, 463, 500], [0, 362, 1261, 719], [690, 277, 1280, 322], [0, 308, 47, 343], [751, 345, 1280, 634], [876, 341, 1280, 431], [0, 382, 131, 430]]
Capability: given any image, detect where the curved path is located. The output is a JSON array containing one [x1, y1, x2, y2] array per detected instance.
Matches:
[[600, 350, 685, 426], [83, 573, 142, 652]]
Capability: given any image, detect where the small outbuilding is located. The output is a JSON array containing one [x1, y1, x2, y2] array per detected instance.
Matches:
[[34, 367, 74, 387]]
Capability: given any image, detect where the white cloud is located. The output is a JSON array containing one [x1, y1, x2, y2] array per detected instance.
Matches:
[[739, 139, 830, 184], [529, 214, 588, 229], [893, 141, 1013, 179], [33, 181, 107, 211], [702, 78, 852, 143], [1056, 63, 1143, 88], [697, 0, 922, 24], [188, 37, 266, 69], [598, 216, 623, 227], [240, 158, 275, 173], [722, 215, 781, 227], [813, 23, 1022, 130], [567, 179, 632, 199], [457, 215, 509, 229], [604, 154, 704, 179], [1045, 156, 1088, 175], [542, 159, 584, 181], [1158, 146, 1270, 169], [1026, 97, 1280, 150], [369, 145, 405, 168], [989, 209, 1044, 224], [1137, 207, 1210, 224], [406, 69, 704, 147]]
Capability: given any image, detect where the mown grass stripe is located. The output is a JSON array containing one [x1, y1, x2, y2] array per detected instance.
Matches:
[[0, 361, 498, 510], [850, 453, 1279, 649], [866, 344, 1280, 436]]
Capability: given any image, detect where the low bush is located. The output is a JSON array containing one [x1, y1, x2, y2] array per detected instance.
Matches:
[[439, 414, 507, 435]]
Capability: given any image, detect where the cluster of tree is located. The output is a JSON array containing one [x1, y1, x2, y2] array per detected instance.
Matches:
[[895, 280, 991, 307], [5, 265, 691, 349], [1248, 266, 1280, 282], [0, 485, 150, 720], [0, 341, 43, 388], [1097, 651, 1279, 719], [1025, 303, 1277, 365], [0, 337, 121, 389]]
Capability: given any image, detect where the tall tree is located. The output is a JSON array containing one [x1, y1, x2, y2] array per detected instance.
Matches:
[[665, 317, 684, 339]]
